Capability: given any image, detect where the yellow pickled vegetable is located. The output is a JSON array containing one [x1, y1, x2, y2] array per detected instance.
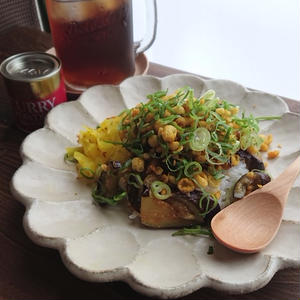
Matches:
[[67, 116, 131, 179]]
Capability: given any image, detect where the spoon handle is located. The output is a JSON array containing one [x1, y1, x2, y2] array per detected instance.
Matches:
[[262, 156, 300, 206]]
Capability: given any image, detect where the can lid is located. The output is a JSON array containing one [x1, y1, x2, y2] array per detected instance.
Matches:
[[0, 52, 61, 82]]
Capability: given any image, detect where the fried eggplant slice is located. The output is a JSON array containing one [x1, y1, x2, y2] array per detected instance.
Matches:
[[140, 190, 221, 228], [237, 149, 265, 170], [233, 170, 271, 201]]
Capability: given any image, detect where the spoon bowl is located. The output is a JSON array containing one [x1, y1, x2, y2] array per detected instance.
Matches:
[[211, 156, 300, 253]]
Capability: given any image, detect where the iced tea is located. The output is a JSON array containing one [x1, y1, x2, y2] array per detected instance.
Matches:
[[46, 0, 135, 89]]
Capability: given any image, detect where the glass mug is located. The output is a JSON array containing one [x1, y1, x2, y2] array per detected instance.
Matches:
[[45, 0, 157, 90]]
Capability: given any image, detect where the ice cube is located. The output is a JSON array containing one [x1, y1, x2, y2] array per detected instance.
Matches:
[[50, 0, 102, 22], [96, 0, 123, 12]]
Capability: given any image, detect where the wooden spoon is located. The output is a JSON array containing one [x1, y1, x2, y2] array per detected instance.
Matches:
[[211, 156, 300, 253]]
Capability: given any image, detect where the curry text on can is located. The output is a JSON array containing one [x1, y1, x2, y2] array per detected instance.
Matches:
[[0, 52, 67, 132]]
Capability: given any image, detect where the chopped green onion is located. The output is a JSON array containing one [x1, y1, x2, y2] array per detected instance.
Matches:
[[92, 189, 127, 206], [142, 130, 155, 139], [160, 114, 180, 124], [255, 116, 281, 121], [199, 194, 218, 217], [190, 127, 211, 151], [213, 170, 225, 180], [177, 88, 190, 106], [147, 89, 168, 100], [187, 88, 194, 109], [201, 89, 216, 101], [113, 192, 127, 202], [184, 161, 202, 178], [79, 167, 95, 179], [64, 153, 77, 163], [172, 225, 213, 237], [211, 131, 218, 142], [208, 165, 225, 180], [128, 173, 143, 188], [120, 159, 132, 171], [170, 121, 184, 133], [151, 181, 171, 200]]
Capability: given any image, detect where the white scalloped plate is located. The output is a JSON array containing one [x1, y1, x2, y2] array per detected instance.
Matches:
[[11, 75, 300, 298]]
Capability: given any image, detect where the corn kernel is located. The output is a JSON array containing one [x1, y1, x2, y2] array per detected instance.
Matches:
[[149, 165, 163, 175], [260, 143, 269, 152], [247, 145, 258, 155], [177, 178, 195, 193], [232, 122, 240, 129], [131, 108, 140, 117], [230, 106, 239, 115], [216, 108, 225, 115], [268, 149, 280, 159], [199, 171, 208, 180], [132, 157, 144, 172], [266, 134, 273, 145], [154, 120, 163, 132], [164, 110, 171, 117], [158, 127, 163, 136], [224, 116, 232, 123], [199, 120, 207, 127], [162, 125, 177, 142], [212, 190, 221, 200], [207, 174, 220, 188], [173, 105, 185, 115], [185, 117, 194, 126], [175, 117, 187, 127], [194, 174, 208, 187], [148, 135, 159, 148], [231, 154, 240, 166], [169, 141, 180, 151], [224, 110, 231, 117], [145, 113, 154, 122]]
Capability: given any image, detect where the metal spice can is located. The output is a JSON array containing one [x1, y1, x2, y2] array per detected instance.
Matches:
[[0, 51, 67, 132]]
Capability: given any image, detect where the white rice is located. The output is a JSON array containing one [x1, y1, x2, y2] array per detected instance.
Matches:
[[218, 161, 248, 209]]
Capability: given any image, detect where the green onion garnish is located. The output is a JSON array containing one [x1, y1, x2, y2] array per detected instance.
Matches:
[[190, 127, 211, 151], [64, 153, 77, 163], [79, 167, 95, 179], [151, 181, 171, 200], [184, 161, 202, 178], [92, 189, 127, 206], [128, 173, 143, 189], [172, 225, 213, 237]]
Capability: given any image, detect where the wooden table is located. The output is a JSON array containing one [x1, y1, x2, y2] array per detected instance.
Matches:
[[0, 26, 299, 300]]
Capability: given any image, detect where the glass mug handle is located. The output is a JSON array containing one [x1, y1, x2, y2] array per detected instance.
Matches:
[[134, 0, 157, 55]]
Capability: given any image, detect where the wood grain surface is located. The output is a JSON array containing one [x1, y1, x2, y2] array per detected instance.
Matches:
[[0, 26, 299, 300]]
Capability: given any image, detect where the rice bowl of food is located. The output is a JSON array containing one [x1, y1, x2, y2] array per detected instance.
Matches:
[[11, 74, 300, 298], [64, 86, 277, 232]]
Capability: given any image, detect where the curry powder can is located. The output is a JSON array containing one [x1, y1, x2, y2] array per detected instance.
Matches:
[[0, 52, 66, 132]]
